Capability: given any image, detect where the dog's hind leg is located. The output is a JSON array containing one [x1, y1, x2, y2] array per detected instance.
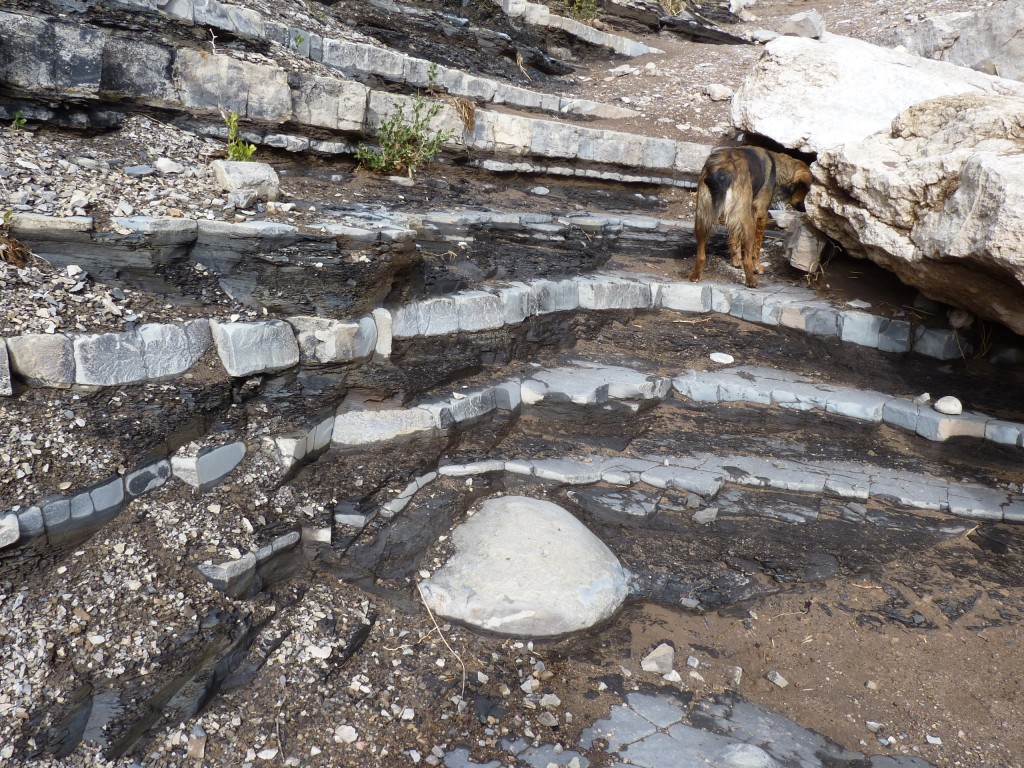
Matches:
[[739, 217, 760, 288], [752, 213, 768, 275], [690, 214, 711, 282], [689, 175, 719, 282]]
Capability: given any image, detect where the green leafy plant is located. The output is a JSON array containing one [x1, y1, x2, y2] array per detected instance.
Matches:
[[355, 95, 454, 179], [427, 62, 440, 95], [223, 111, 257, 162], [566, 0, 597, 21], [294, 33, 305, 46], [10, 111, 26, 131]]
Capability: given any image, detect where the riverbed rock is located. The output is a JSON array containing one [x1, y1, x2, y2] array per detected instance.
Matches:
[[211, 160, 281, 202], [902, 1, 1024, 82], [419, 496, 629, 637], [781, 10, 824, 39], [731, 33, 1024, 154], [804, 93, 1024, 335]]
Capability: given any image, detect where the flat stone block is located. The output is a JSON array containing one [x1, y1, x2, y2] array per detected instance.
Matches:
[[495, 282, 537, 325], [804, 306, 840, 336], [728, 289, 765, 323], [492, 381, 522, 411], [0, 338, 11, 396], [275, 434, 306, 468], [916, 409, 989, 441], [438, 460, 506, 477], [73, 331, 147, 386], [18, 507, 45, 539], [0, 513, 19, 548], [655, 282, 711, 313], [877, 319, 912, 353], [869, 475, 947, 511], [88, 479, 123, 520], [288, 316, 377, 363], [948, 484, 1007, 521], [212, 320, 300, 377], [915, 328, 967, 360], [199, 552, 257, 597], [672, 371, 721, 403], [532, 278, 579, 314], [125, 459, 171, 497], [1004, 498, 1024, 523], [823, 471, 871, 500], [640, 465, 724, 497], [139, 319, 212, 379], [211, 160, 280, 202], [839, 311, 886, 348], [371, 308, 393, 357], [7, 334, 76, 388], [573, 362, 671, 401], [521, 369, 609, 405], [986, 420, 1024, 446], [601, 457, 657, 485], [446, 388, 497, 423], [503, 460, 535, 476], [455, 291, 505, 333], [531, 459, 605, 485], [709, 285, 734, 314], [41, 497, 71, 534], [882, 399, 920, 432], [824, 390, 890, 422], [575, 276, 651, 310], [332, 408, 438, 446], [69, 490, 94, 520], [716, 373, 772, 405]]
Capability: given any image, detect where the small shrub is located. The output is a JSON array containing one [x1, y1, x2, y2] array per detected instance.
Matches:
[[567, 0, 598, 21], [10, 111, 26, 131], [356, 95, 454, 179], [223, 111, 257, 162], [294, 33, 305, 46]]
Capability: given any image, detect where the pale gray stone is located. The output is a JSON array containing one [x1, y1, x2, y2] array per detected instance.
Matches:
[[138, 319, 212, 379], [934, 395, 963, 415], [781, 9, 825, 38], [947, 484, 1007, 521], [173, 49, 291, 122], [288, 316, 377, 363], [41, 497, 71, 534], [210, 160, 280, 202], [882, 399, 921, 432], [18, 507, 44, 539], [110, 215, 198, 245], [73, 331, 147, 386], [654, 282, 711, 313], [455, 291, 505, 332], [212, 320, 300, 377], [332, 408, 438, 446], [69, 491, 94, 520], [902, 3, 1024, 82], [916, 329, 967, 360], [492, 381, 522, 411], [521, 369, 609, 406], [870, 473, 948, 511], [531, 458, 606, 485], [419, 496, 629, 637], [0, 513, 20, 548], [532, 278, 580, 314], [290, 73, 368, 132], [640, 465, 724, 497], [0, 338, 11, 396], [786, 221, 826, 273], [839, 311, 886, 349], [198, 552, 257, 596], [495, 282, 537, 324], [392, 297, 458, 338], [824, 390, 891, 422], [575, 276, 652, 310], [672, 371, 722, 404], [641, 643, 675, 674], [173, 442, 247, 490], [572, 362, 671, 401], [877, 319, 912, 354], [6, 334, 76, 388], [916, 409, 989, 441], [986, 420, 1024, 445], [444, 388, 497, 424], [438, 460, 506, 477], [371, 308, 393, 357]]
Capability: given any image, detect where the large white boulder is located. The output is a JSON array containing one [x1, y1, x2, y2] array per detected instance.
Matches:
[[420, 496, 629, 637], [730, 33, 1024, 153], [805, 93, 1024, 335], [211, 160, 280, 202], [902, 1, 1024, 82]]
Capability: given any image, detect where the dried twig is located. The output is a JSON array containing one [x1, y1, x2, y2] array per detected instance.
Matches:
[[416, 581, 466, 697]]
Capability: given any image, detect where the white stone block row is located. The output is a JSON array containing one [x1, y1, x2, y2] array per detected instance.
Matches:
[[171, 441, 247, 490], [496, 0, 662, 56], [672, 365, 1021, 447], [410, 450, 1022, 522]]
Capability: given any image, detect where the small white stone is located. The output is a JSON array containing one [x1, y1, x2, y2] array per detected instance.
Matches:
[[641, 642, 675, 674], [662, 669, 682, 682], [766, 670, 788, 688], [913, 393, 931, 405], [257, 748, 278, 760], [934, 396, 962, 415], [926, 734, 942, 746], [334, 725, 358, 744], [866, 721, 883, 733], [709, 352, 734, 365]]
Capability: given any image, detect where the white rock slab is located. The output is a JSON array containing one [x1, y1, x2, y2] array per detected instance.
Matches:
[[420, 496, 629, 637], [211, 160, 280, 201], [731, 33, 1024, 154], [212, 320, 300, 377]]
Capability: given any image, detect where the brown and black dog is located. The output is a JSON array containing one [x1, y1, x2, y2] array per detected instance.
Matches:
[[689, 146, 812, 288]]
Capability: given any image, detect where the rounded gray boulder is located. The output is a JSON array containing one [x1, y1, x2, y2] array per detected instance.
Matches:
[[419, 495, 629, 637]]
